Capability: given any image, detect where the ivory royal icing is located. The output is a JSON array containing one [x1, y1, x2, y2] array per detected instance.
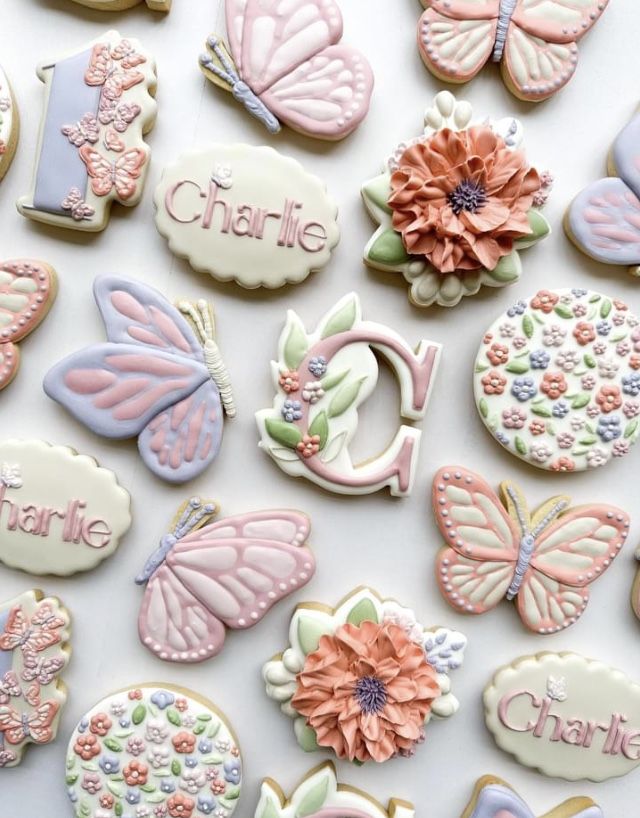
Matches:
[[69, 0, 170, 10], [154, 144, 339, 289], [0, 259, 57, 393], [484, 652, 640, 781], [66, 684, 242, 818], [263, 587, 466, 763], [17, 31, 157, 232], [0, 63, 18, 183], [417, 0, 609, 103], [44, 275, 235, 484], [136, 498, 315, 664], [432, 466, 629, 634], [632, 546, 640, 622], [256, 293, 441, 496], [473, 287, 640, 472], [255, 763, 415, 818], [460, 775, 602, 818], [199, 0, 374, 140], [0, 590, 70, 768]]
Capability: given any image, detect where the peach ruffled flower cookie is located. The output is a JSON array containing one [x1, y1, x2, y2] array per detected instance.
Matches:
[[362, 91, 551, 308], [263, 587, 466, 764]]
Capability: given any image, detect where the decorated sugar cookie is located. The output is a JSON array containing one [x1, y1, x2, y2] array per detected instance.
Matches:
[[0, 260, 57, 393], [362, 92, 551, 308], [417, 0, 609, 103], [0, 590, 70, 768], [256, 763, 414, 818], [154, 145, 340, 289], [484, 651, 640, 781], [263, 587, 466, 763], [0, 439, 131, 576], [66, 684, 242, 818], [460, 776, 602, 818], [136, 498, 315, 663], [0, 64, 18, 183], [69, 0, 170, 10], [199, 0, 374, 139], [256, 293, 441, 496], [18, 31, 157, 232], [432, 466, 629, 634], [567, 103, 640, 276], [44, 275, 235, 484], [632, 548, 640, 621], [473, 287, 640, 471]]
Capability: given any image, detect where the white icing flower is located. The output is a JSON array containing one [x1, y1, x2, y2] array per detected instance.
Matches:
[[586, 447, 609, 468], [148, 745, 170, 769], [554, 349, 579, 372], [301, 381, 325, 404], [381, 602, 424, 644], [598, 357, 620, 379], [182, 714, 196, 728], [180, 768, 207, 794], [145, 718, 169, 744], [211, 163, 232, 189], [529, 442, 553, 463], [215, 739, 231, 753], [109, 700, 126, 717]]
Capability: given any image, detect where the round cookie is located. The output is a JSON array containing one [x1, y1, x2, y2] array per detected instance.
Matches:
[[0, 64, 18, 183], [154, 145, 339, 289], [66, 684, 242, 818], [473, 287, 640, 472]]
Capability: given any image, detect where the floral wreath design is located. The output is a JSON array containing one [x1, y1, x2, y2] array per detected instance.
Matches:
[[473, 288, 640, 472], [66, 685, 242, 818], [263, 587, 466, 764], [361, 91, 552, 308]]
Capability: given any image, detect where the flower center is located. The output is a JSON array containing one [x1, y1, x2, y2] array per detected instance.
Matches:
[[354, 676, 387, 714], [447, 179, 487, 215]]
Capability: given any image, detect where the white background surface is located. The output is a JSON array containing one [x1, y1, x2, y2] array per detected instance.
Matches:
[[1, 0, 640, 816]]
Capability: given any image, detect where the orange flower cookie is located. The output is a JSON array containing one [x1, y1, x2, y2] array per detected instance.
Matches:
[[362, 92, 551, 307], [66, 684, 241, 818], [263, 587, 466, 764]]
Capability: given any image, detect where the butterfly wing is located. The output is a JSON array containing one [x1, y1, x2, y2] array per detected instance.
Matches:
[[0, 605, 26, 651], [25, 701, 58, 743], [113, 149, 147, 200], [258, 44, 374, 139], [84, 43, 111, 86], [30, 602, 66, 632], [0, 707, 25, 744], [0, 673, 21, 701], [510, 0, 609, 43], [433, 467, 519, 615], [417, 2, 498, 84], [467, 781, 534, 818]]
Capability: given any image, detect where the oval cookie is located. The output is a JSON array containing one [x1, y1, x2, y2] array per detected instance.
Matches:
[[473, 287, 640, 471], [0, 64, 18, 183]]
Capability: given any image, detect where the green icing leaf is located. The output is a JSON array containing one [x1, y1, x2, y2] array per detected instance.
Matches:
[[192, 723, 206, 735], [479, 398, 489, 419], [625, 419, 639, 439], [66, 774, 78, 786], [366, 228, 410, 266], [200, 754, 224, 765], [579, 435, 597, 445], [196, 713, 212, 722], [584, 354, 596, 368], [140, 784, 156, 793], [321, 297, 357, 338], [362, 173, 392, 214], [522, 315, 534, 339], [104, 738, 122, 753], [145, 794, 166, 804], [265, 418, 303, 449], [171, 759, 181, 776], [505, 360, 530, 374], [297, 615, 331, 654], [115, 803, 123, 818], [79, 802, 91, 818], [295, 776, 329, 817], [284, 320, 308, 370], [131, 704, 146, 725], [531, 404, 551, 418], [488, 252, 520, 282], [554, 304, 574, 319], [107, 781, 124, 798], [328, 378, 366, 418], [321, 369, 350, 391], [346, 598, 378, 626], [297, 723, 319, 752], [600, 299, 612, 318], [589, 294, 602, 303], [571, 393, 591, 409], [207, 721, 221, 738], [224, 787, 241, 800], [67, 756, 76, 770], [259, 796, 282, 818], [166, 708, 181, 727], [308, 411, 329, 449], [515, 436, 527, 455]]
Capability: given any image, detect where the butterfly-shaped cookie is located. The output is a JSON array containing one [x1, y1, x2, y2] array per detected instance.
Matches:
[[199, 0, 374, 139], [99, 100, 141, 132], [0, 701, 59, 745], [462, 776, 602, 818], [61, 113, 100, 147], [417, 0, 609, 102], [79, 146, 146, 200], [0, 260, 57, 393], [0, 601, 66, 655], [21, 651, 67, 687], [44, 275, 235, 484], [432, 467, 629, 633], [136, 498, 315, 663]]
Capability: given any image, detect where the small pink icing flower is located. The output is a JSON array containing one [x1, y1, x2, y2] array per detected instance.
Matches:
[[296, 435, 321, 459]]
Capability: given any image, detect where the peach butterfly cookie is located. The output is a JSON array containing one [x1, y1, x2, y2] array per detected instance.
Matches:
[[263, 587, 466, 763], [66, 684, 241, 818], [362, 91, 551, 307], [474, 287, 640, 471], [0, 63, 18, 182]]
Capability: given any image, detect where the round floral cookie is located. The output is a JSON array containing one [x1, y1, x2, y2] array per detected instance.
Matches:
[[66, 684, 242, 818], [473, 288, 640, 472], [0, 64, 18, 183]]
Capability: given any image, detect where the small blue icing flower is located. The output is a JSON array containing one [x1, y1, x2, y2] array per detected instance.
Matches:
[[511, 377, 537, 402], [198, 796, 217, 815], [223, 759, 241, 785], [185, 756, 198, 768], [281, 399, 302, 422], [198, 739, 213, 754], [507, 300, 526, 318], [308, 356, 327, 377], [99, 755, 120, 775], [160, 780, 176, 794], [552, 401, 570, 419], [119, 718, 130, 729], [597, 415, 622, 442], [67, 788, 78, 804], [596, 320, 612, 336], [495, 431, 510, 445], [623, 372, 640, 396], [571, 288, 587, 297], [125, 789, 140, 805], [77, 718, 89, 734], [150, 690, 175, 710], [529, 349, 550, 369]]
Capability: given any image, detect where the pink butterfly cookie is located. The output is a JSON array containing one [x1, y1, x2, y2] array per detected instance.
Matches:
[[136, 498, 315, 663], [432, 466, 629, 633]]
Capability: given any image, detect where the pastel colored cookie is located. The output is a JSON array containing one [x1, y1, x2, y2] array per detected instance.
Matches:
[[256, 763, 415, 818], [566, 102, 640, 276], [263, 586, 466, 763], [473, 287, 640, 472], [199, 0, 374, 139], [65, 684, 242, 818], [432, 466, 629, 634], [18, 31, 157, 232], [0, 64, 18, 183], [136, 497, 315, 663], [69, 0, 170, 9], [485, 652, 640, 781], [44, 275, 235, 484], [256, 293, 441, 496], [460, 775, 602, 818], [0, 590, 70, 768], [633, 547, 640, 621], [154, 145, 340, 289], [417, 0, 609, 102], [0, 259, 57, 392], [362, 91, 551, 308], [0, 439, 131, 576]]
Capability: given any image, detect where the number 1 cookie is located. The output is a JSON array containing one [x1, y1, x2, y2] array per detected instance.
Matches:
[[0, 64, 18, 183]]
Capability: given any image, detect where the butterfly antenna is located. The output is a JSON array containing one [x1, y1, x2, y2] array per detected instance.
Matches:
[[198, 300, 215, 341], [505, 484, 529, 537], [199, 37, 238, 87], [530, 499, 569, 539]]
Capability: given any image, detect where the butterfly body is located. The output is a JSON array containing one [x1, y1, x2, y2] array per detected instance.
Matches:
[[432, 467, 629, 633]]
